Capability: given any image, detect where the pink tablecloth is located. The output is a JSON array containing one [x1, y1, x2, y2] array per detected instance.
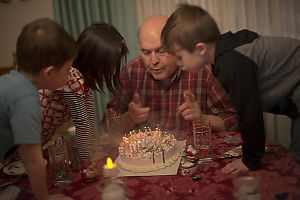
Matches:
[[2, 131, 300, 200]]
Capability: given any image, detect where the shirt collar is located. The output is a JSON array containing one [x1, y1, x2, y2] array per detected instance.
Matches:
[[163, 66, 182, 90]]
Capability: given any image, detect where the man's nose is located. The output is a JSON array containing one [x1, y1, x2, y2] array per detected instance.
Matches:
[[151, 52, 159, 65]]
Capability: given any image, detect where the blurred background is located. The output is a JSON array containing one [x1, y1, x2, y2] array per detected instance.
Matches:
[[0, 0, 299, 148]]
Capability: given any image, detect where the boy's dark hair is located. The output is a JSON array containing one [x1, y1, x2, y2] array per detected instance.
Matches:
[[161, 4, 220, 53], [16, 18, 78, 74], [74, 22, 128, 94]]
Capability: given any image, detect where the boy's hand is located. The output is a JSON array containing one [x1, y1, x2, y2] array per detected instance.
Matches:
[[221, 158, 249, 174], [178, 91, 203, 120], [128, 92, 150, 124]]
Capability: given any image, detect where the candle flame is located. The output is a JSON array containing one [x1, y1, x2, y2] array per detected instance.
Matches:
[[106, 157, 114, 169]]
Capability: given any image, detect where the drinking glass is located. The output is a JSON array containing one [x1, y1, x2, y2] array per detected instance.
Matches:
[[193, 119, 213, 164], [48, 136, 73, 187], [106, 108, 121, 136], [233, 175, 260, 200]]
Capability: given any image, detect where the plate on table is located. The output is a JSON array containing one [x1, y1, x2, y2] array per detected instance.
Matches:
[[0, 162, 5, 170], [3, 160, 27, 175], [3, 159, 47, 176], [218, 145, 272, 159]]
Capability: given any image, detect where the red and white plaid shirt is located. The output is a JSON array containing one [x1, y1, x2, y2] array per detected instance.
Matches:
[[107, 57, 238, 132]]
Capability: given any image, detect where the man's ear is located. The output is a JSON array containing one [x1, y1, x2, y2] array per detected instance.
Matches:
[[195, 42, 207, 56], [42, 66, 55, 79]]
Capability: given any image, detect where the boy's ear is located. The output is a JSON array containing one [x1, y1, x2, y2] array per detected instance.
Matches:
[[43, 66, 56, 79], [195, 42, 207, 56]]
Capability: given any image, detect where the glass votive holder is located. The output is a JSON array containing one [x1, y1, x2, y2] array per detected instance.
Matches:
[[233, 175, 260, 200]]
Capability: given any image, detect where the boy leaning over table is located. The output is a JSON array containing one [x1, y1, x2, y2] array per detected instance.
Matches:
[[161, 4, 300, 173], [0, 18, 77, 200]]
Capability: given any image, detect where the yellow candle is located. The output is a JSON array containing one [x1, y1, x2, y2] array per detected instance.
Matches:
[[103, 157, 119, 177], [107, 157, 113, 168]]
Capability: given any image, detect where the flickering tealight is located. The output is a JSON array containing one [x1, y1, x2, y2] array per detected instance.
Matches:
[[103, 157, 119, 177]]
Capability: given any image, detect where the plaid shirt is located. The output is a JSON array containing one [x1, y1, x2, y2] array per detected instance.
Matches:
[[107, 56, 238, 132]]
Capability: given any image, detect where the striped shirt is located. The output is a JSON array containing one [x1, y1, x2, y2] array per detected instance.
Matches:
[[107, 56, 238, 132], [39, 67, 95, 159]]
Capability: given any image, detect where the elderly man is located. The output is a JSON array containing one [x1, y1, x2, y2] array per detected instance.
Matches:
[[105, 15, 237, 133]]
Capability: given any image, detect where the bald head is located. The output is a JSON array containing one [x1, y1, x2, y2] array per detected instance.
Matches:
[[138, 15, 178, 86], [139, 15, 168, 47]]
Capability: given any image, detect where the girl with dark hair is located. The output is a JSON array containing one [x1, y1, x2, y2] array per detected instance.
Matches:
[[39, 22, 128, 160]]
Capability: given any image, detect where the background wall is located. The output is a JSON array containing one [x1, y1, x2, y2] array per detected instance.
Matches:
[[0, 0, 54, 67]]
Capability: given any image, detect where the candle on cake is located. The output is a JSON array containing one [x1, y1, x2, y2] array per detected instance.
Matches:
[[103, 157, 119, 177]]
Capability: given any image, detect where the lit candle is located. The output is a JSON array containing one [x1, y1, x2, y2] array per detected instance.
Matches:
[[103, 157, 119, 177], [131, 143, 134, 153], [126, 141, 129, 152]]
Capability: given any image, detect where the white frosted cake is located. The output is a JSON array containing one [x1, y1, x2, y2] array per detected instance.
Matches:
[[117, 129, 182, 172]]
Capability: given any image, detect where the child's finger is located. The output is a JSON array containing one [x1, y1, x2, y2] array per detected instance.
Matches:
[[222, 162, 236, 174]]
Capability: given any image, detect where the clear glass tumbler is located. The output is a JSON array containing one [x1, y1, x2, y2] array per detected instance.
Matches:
[[193, 119, 213, 164], [106, 108, 121, 134], [48, 136, 74, 187], [233, 175, 260, 200]]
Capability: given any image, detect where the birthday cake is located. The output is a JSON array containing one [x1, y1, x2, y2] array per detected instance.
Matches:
[[117, 129, 182, 172]]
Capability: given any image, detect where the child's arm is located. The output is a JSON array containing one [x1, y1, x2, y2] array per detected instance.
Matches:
[[217, 54, 265, 170], [61, 91, 94, 159], [85, 92, 96, 139], [20, 144, 48, 200]]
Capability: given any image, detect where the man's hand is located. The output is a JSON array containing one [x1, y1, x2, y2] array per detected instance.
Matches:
[[128, 93, 150, 124], [178, 90, 203, 121]]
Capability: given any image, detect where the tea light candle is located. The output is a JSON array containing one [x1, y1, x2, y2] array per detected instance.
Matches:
[[103, 157, 119, 177]]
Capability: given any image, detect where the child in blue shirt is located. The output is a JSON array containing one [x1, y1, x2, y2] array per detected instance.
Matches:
[[161, 4, 300, 172], [0, 18, 77, 200]]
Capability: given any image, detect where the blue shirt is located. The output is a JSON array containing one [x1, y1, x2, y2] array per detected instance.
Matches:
[[0, 70, 41, 161]]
